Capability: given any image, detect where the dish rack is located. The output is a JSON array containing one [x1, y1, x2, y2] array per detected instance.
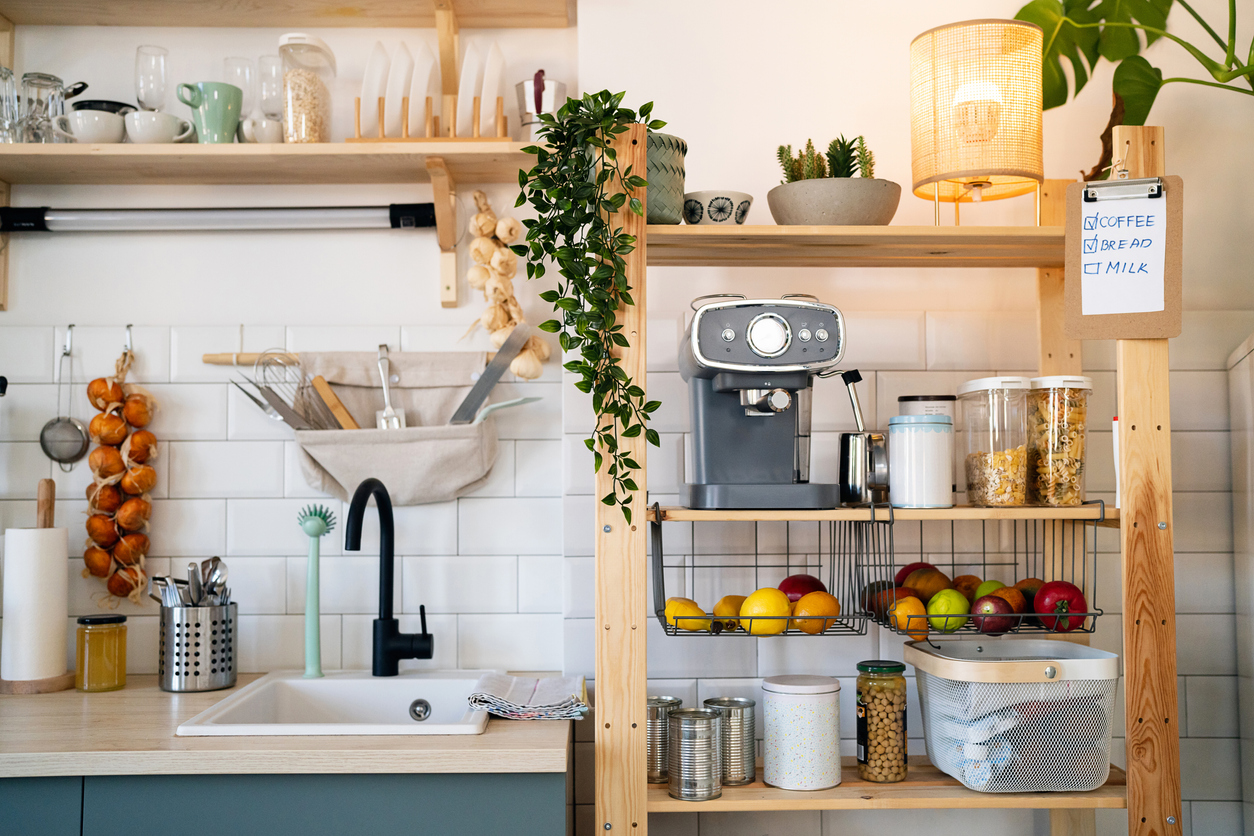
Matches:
[[869, 500, 1107, 638], [649, 503, 893, 636]]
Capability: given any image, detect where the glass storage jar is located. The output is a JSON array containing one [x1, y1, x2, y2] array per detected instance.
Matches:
[[1026, 376, 1092, 506], [957, 376, 1030, 506], [856, 660, 908, 783], [279, 33, 335, 142], [75, 614, 126, 692]]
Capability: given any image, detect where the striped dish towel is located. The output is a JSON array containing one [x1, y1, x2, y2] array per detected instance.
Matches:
[[469, 673, 589, 720]]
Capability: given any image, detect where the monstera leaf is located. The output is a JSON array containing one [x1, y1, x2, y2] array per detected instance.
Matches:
[[1091, 0, 1172, 61], [1016, 0, 1100, 110], [1113, 55, 1163, 124]]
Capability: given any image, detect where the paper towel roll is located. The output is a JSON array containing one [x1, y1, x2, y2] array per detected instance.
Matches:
[[1, 527, 69, 682]]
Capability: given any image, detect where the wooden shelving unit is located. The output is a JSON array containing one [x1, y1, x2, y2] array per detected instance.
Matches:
[[648, 759, 1127, 813], [649, 504, 1118, 525], [647, 224, 1065, 268]]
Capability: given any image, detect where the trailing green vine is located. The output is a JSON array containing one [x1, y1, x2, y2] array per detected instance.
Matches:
[[513, 90, 664, 523]]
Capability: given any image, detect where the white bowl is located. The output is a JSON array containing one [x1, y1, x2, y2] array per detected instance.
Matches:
[[683, 190, 753, 225]]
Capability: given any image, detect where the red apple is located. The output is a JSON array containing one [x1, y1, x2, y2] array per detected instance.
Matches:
[[779, 573, 827, 603], [971, 595, 1016, 636], [894, 561, 934, 586]]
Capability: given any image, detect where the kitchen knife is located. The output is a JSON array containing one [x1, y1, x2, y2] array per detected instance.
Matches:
[[252, 383, 314, 430], [448, 324, 531, 425]]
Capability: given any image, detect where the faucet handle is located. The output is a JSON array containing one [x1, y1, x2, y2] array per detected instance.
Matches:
[[419, 604, 428, 635]]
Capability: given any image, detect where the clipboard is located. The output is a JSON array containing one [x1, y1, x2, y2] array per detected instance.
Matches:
[[1064, 175, 1183, 340]]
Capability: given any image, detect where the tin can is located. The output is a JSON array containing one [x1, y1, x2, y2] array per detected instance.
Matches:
[[704, 696, 756, 785], [667, 707, 722, 801], [646, 696, 683, 783]]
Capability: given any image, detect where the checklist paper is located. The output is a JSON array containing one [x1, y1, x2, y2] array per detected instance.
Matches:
[[1079, 190, 1167, 316]]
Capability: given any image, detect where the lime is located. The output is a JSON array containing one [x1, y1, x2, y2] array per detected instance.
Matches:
[[926, 588, 970, 633]]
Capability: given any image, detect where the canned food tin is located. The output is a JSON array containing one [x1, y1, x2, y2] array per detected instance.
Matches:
[[647, 696, 683, 783], [668, 707, 722, 801], [704, 696, 756, 785]]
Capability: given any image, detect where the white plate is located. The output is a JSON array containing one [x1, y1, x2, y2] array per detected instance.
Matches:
[[408, 42, 437, 138], [384, 42, 413, 138], [359, 41, 390, 138], [456, 42, 483, 137], [480, 42, 505, 138]]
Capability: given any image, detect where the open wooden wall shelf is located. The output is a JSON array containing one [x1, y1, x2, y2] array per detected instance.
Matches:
[[647, 759, 1127, 813]]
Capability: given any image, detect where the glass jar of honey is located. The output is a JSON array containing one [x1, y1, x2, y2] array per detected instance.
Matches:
[[76, 614, 126, 692]]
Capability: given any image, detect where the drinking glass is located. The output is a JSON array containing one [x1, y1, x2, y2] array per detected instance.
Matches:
[[135, 45, 168, 111], [223, 57, 255, 118], [258, 55, 283, 120], [20, 72, 65, 143], [0, 66, 18, 143]]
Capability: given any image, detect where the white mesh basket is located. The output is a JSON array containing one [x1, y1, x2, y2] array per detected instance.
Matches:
[[903, 639, 1119, 793]]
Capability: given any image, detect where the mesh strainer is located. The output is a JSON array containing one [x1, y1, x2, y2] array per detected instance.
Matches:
[[40, 326, 89, 471]]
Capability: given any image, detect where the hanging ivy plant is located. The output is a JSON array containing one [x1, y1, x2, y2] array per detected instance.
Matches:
[[513, 90, 664, 522]]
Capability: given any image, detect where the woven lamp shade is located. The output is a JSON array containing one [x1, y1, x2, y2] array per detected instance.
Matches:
[[910, 19, 1044, 203]]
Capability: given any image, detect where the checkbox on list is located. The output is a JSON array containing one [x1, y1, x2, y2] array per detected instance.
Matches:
[[1083, 237, 1098, 254], [1083, 216, 1097, 231]]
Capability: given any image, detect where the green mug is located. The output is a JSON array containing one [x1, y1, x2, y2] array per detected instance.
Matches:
[[176, 82, 242, 143]]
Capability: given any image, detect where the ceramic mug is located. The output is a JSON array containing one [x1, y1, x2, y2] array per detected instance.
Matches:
[[124, 110, 194, 144], [51, 110, 125, 143], [240, 116, 283, 144], [176, 81, 242, 143]]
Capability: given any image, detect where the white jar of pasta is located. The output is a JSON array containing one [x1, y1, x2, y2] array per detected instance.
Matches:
[[1026, 376, 1092, 506], [762, 675, 841, 790], [957, 376, 1030, 506]]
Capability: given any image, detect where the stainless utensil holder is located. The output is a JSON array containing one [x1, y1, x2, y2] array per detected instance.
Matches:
[[159, 603, 237, 692], [704, 697, 756, 785], [668, 707, 722, 801], [647, 696, 683, 783]]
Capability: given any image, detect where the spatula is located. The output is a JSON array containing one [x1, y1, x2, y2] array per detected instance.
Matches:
[[375, 344, 406, 429]]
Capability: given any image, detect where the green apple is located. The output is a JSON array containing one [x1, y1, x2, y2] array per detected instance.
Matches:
[[926, 588, 970, 633], [974, 580, 1007, 600]]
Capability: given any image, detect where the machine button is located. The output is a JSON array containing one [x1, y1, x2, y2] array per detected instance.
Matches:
[[815, 328, 829, 342], [766, 389, 792, 412], [798, 328, 812, 342], [721, 328, 735, 342], [746, 313, 791, 358]]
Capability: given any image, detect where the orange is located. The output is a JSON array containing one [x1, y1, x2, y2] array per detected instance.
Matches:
[[890, 595, 929, 641], [991, 586, 1028, 614], [791, 591, 842, 634], [903, 568, 952, 604], [952, 574, 983, 604], [740, 587, 791, 636]]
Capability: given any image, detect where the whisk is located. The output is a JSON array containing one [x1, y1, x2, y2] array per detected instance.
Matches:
[[245, 349, 341, 431]]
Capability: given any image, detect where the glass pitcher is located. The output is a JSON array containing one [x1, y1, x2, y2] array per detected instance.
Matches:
[[21, 72, 66, 143]]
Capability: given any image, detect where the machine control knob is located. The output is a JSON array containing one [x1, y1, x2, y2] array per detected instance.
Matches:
[[798, 328, 812, 342], [746, 313, 791, 358], [815, 328, 830, 342], [721, 328, 736, 342], [766, 388, 792, 412]]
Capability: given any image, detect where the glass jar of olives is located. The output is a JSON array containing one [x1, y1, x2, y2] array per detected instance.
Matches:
[[856, 660, 907, 783]]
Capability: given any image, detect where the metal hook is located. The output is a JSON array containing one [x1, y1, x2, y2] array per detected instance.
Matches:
[[63, 324, 74, 356], [124, 324, 133, 353]]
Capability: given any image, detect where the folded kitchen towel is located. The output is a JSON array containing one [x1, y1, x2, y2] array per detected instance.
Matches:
[[468, 673, 589, 720]]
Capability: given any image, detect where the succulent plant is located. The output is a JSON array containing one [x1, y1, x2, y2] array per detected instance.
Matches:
[[777, 135, 876, 183]]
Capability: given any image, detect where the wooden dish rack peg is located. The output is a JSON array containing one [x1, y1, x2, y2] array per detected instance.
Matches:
[[349, 95, 507, 142]]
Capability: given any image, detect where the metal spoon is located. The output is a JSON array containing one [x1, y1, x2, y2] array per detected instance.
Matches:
[[187, 562, 203, 606]]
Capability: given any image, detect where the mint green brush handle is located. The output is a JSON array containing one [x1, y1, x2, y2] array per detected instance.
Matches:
[[298, 505, 336, 679]]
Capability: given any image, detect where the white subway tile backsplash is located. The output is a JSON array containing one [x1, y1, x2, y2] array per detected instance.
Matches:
[[285, 326, 401, 354], [1175, 492, 1234, 553], [564, 557, 594, 618], [515, 440, 561, 497], [402, 554, 517, 613], [341, 613, 458, 671], [458, 613, 563, 670], [169, 325, 285, 383], [227, 385, 295, 441], [812, 375, 874, 433], [649, 678, 698, 711], [143, 383, 229, 441], [169, 440, 285, 498], [460, 497, 560, 555], [283, 441, 328, 498], [842, 311, 927, 370], [226, 498, 340, 557], [149, 499, 227, 556], [223, 557, 288, 615], [1186, 676, 1239, 737], [399, 324, 496, 354], [564, 435, 595, 497], [0, 327, 55, 382], [646, 619, 756, 679], [1180, 737, 1242, 800], [563, 372, 595, 435], [1177, 615, 1237, 675], [647, 317, 682, 373], [489, 382, 562, 440], [340, 499, 456, 556], [875, 371, 993, 431], [236, 614, 342, 673], [646, 813, 698, 836], [289, 555, 400, 615], [1189, 801, 1242, 833], [54, 326, 170, 384], [1171, 372, 1230, 430], [1171, 432, 1232, 492], [645, 372, 689, 434], [1172, 311, 1254, 370], [518, 555, 562, 613], [1174, 553, 1235, 614], [702, 810, 821, 836], [0, 443, 50, 496], [756, 632, 875, 678], [925, 311, 1037, 371], [564, 617, 594, 677], [0, 384, 56, 441]]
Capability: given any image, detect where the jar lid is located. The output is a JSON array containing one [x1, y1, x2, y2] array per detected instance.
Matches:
[[888, 414, 952, 425], [897, 395, 956, 402], [856, 660, 905, 674], [1029, 375, 1093, 391], [278, 33, 337, 77], [762, 675, 840, 695], [77, 614, 126, 625], [647, 695, 683, 707], [956, 375, 1031, 396]]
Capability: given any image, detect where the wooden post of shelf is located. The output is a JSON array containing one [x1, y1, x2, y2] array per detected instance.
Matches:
[[434, 1, 459, 138], [1038, 178, 1081, 376], [0, 13, 12, 311], [594, 123, 649, 836], [425, 156, 459, 308], [1113, 125, 1182, 836]]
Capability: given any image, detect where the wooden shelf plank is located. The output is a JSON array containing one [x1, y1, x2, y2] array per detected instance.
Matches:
[[0, 142, 532, 186], [646, 225, 1065, 268], [648, 505, 1118, 525], [647, 759, 1127, 812], [0, 0, 573, 28]]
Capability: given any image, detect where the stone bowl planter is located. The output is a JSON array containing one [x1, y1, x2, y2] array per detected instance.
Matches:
[[766, 178, 902, 225]]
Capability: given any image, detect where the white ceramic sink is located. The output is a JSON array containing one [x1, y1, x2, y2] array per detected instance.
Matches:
[[176, 670, 494, 736]]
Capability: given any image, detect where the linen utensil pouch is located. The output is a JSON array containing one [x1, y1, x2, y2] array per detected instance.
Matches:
[[293, 351, 497, 505]]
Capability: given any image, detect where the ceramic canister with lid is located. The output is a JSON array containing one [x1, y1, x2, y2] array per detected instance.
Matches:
[[888, 414, 954, 508], [762, 675, 841, 790]]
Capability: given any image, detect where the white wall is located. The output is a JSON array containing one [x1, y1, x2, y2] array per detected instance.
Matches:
[[564, 1, 1247, 834], [0, 26, 575, 674]]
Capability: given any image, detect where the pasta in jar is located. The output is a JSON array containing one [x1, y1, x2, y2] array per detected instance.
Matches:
[[1025, 377, 1092, 507]]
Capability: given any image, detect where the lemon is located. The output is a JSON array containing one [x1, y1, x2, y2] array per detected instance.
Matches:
[[664, 597, 711, 632], [739, 587, 791, 636], [713, 595, 747, 631]]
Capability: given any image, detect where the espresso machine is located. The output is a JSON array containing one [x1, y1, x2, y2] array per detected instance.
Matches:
[[680, 295, 845, 509]]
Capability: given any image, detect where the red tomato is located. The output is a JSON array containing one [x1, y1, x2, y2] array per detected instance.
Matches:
[[1035, 581, 1089, 632]]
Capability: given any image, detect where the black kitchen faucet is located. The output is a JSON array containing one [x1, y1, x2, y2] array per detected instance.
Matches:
[[343, 478, 433, 676]]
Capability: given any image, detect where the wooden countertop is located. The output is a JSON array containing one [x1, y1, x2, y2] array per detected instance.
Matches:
[[0, 675, 571, 777]]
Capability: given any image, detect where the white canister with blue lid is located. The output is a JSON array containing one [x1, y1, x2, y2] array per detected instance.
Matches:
[[888, 414, 954, 508]]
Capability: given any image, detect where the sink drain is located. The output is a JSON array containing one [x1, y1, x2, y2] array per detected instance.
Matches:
[[409, 699, 431, 722]]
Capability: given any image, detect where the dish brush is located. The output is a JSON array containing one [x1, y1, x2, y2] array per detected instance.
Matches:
[[298, 505, 336, 678]]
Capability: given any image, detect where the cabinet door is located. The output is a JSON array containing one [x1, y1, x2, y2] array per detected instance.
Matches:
[[84, 773, 566, 836], [0, 777, 82, 836]]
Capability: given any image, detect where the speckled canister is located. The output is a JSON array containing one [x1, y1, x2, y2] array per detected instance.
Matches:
[[762, 675, 841, 790]]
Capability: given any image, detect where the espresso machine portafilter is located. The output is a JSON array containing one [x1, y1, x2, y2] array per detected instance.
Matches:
[[680, 295, 845, 509]]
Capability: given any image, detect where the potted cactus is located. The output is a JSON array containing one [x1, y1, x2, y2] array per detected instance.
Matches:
[[767, 136, 901, 225]]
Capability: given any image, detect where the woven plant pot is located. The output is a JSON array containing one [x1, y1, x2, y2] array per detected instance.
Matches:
[[646, 132, 687, 225]]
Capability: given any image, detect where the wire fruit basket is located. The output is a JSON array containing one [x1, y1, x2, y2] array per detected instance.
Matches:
[[904, 639, 1119, 793]]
